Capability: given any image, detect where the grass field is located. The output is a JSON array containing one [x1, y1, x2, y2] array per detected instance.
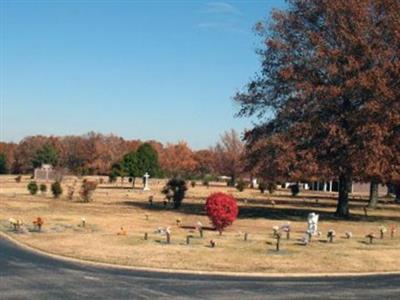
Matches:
[[1, 175, 399, 273]]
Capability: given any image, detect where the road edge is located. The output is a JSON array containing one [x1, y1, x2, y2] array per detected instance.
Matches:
[[2, 231, 400, 278]]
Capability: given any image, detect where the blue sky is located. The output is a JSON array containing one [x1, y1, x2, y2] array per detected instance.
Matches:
[[1, 0, 285, 149]]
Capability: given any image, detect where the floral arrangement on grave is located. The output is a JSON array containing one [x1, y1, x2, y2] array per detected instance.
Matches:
[[272, 225, 280, 237], [205, 192, 238, 235], [15, 175, 22, 183], [162, 177, 187, 209], [390, 225, 396, 238], [117, 227, 127, 235], [9, 218, 23, 231], [27, 181, 39, 195], [345, 231, 353, 239], [176, 218, 182, 226], [191, 181, 196, 188], [80, 179, 98, 202], [51, 181, 63, 198], [379, 226, 387, 239], [81, 217, 86, 227], [33, 217, 44, 231]]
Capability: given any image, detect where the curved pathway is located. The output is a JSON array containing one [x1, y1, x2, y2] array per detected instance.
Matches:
[[0, 237, 399, 299]]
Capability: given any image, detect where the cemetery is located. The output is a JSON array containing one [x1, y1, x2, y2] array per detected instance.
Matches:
[[0, 174, 399, 274]]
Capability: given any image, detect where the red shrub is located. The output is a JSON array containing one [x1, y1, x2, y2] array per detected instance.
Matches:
[[205, 192, 238, 234]]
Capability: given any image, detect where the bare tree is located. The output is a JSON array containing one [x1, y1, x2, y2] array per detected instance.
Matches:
[[214, 129, 244, 186]]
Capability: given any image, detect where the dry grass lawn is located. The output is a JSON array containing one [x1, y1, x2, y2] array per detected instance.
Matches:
[[1, 175, 399, 274]]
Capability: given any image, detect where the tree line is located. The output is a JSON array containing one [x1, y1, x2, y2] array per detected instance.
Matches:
[[0, 130, 244, 181]]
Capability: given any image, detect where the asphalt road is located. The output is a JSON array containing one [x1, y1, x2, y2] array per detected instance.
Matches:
[[1, 237, 399, 300]]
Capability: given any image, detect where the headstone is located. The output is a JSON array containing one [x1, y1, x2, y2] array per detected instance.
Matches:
[[210, 239, 216, 248], [327, 229, 335, 242], [196, 221, 203, 238], [307, 212, 319, 236], [366, 233, 375, 244], [281, 223, 291, 240], [143, 172, 150, 191], [252, 178, 258, 188]]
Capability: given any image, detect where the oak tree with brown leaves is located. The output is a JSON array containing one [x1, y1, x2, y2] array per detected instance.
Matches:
[[235, 0, 400, 217], [160, 142, 198, 176]]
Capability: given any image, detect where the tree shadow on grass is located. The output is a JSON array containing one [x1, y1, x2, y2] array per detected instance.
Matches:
[[99, 186, 142, 190], [117, 200, 400, 223]]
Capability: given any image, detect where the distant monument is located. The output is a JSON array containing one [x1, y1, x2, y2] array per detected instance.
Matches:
[[143, 172, 150, 191], [34, 164, 62, 182]]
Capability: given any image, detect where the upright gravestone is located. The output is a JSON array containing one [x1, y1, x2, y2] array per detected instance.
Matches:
[[143, 172, 150, 191], [307, 212, 319, 236]]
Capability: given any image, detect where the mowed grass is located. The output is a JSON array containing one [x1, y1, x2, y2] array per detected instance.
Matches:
[[1, 175, 399, 273]]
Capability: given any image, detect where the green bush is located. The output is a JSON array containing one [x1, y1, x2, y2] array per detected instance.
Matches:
[[27, 181, 38, 195], [236, 179, 246, 192], [108, 172, 117, 183], [0, 153, 7, 174], [267, 182, 277, 194], [162, 177, 187, 209], [39, 184, 47, 193], [51, 181, 63, 198], [258, 181, 267, 193], [290, 183, 300, 197]]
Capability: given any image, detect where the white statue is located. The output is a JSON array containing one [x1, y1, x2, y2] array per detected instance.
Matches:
[[143, 172, 150, 191], [307, 212, 319, 236]]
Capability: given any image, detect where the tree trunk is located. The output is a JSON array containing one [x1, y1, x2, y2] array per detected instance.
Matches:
[[228, 174, 236, 187], [395, 184, 400, 204], [368, 181, 379, 208], [335, 173, 351, 218]]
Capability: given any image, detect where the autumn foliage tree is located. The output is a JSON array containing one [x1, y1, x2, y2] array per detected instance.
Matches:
[[205, 192, 238, 234], [235, 0, 400, 217], [160, 142, 198, 176], [193, 149, 216, 177]]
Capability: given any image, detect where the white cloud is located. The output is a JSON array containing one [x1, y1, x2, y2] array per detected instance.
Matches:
[[203, 2, 242, 15]]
